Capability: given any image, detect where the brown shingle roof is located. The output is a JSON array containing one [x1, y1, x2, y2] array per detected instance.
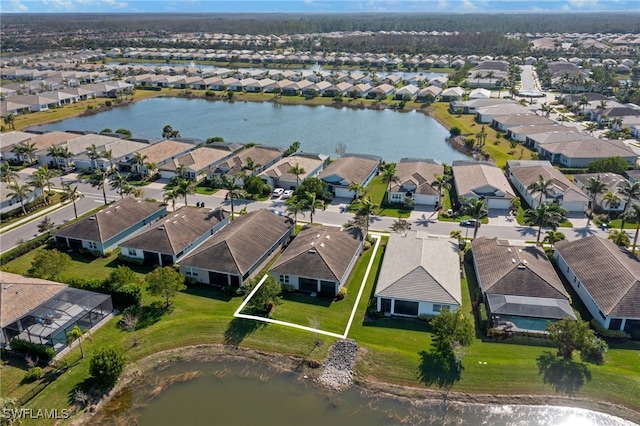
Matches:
[[0, 272, 67, 327], [158, 146, 234, 173], [260, 154, 327, 182], [270, 225, 363, 282], [54, 198, 165, 243], [178, 209, 293, 275], [509, 164, 589, 203], [215, 146, 284, 176], [391, 160, 443, 195], [318, 154, 381, 186], [453, 163, 515, 199], [555, 236, 640, 317], [137, 140, 195, 164], [120, 207, 227, 256], [472, 237, 569, 299]]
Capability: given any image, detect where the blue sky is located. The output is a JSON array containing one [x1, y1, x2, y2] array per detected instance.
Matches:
[[1, 0, 638, 14]]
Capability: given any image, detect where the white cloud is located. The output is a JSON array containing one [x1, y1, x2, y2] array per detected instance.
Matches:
[[304, 0, 313, 4], [437, 0, 448, 9], [42, 0, 75, 10], [0, 0, 28, 12], [567, 0, 599, 8]]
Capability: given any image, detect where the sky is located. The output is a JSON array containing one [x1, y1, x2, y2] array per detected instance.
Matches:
[[1, 0, 639, 14]]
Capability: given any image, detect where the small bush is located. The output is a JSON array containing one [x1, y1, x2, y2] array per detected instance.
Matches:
[[117, 254, 145, 265], [104, 100, 112, 107], [631, 329, 640, 341], [417, 314, 432, 321], [90, 348, 126, 388], [0, 233, 52, 265], [478, 303, 489, 333], [450, 126, 461, 137], [336, 286, 347, 301], [281, 284, 295, 293], [590, 319, 627, 339], [9, 338, 55, 362], [23, 367, 43, 383]]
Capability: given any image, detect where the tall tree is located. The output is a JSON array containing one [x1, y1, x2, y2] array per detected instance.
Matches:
[[288, 162, 306, 186], [348, 181, 365, 202], [220, 174, 243, 217], [62, 183, 84, 219], [163, 189, 179, 211], [175, 178, 195, 207], [0, 162, 18, 183], [524, 202, 568, 246], [13, 140, 37, 165], [602, 191, 621, 221], [352, 196, 379, 233], [87, 168, 109, 205], [109, 170, 128, 198], [66, 325, 87, 359], [543, 230, 566, 250], [584, 175, 606, 214], [130, 152, 149, 176], [28, 173, 48, 205], [34, 164, 59, 194], [432, 173, 452, 208], [285, 195, 306, 227], [461, 197, 488, 239], [3, 113, 16, 130], [301, 191, 324, 224], [624, 203, 640, 257], [528, 174, 554, 205], [6, 181, 32, 215], [146, 266, 186, 308], [241, 157, 261, 176], [619, 181, 640, 230], [380, 163, 399, 202]]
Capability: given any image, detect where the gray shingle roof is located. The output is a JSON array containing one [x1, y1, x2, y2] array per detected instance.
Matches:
[[54, 198, 166, 243], [270, 225, 363, 282], [0, 272, 67, 327], [471, 237, 569, 300], [509, 163, 589, 203], [375, 231, 461, 305], [178, 209, 293, 275], [453, 163, 515, 199], [555, 236, 640, 318], [318, 154, 381, 186], [391, 160, 443, 196], [119, 207, 227, 256]]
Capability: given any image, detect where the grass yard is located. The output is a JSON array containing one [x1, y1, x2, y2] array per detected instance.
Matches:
[[429, 103, 536, 168], [349, 176, 411, 218], [2, 235, 640, 423]]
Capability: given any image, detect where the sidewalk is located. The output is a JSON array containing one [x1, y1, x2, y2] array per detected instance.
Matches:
[[0, 200, 70, 234]]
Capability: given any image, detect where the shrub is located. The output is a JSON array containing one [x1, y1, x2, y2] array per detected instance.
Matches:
[[89, 348, 126, 388], [631, 329, 640, 341], [117, 253, 145, 265], [417, 314, 432, 321], [281, 284, 295, 293], [478, 303, 489, 333], [104, 100, 112, 107], [450, 127, 461, 137], [9, 338, 55, 362], [23, 367, 43, 383], [112, 284, 142, 308], [590, 319, 627, 339], [580, 337, 608, 364], [0, 233, 52, 265], [336, 286, 347, 301]]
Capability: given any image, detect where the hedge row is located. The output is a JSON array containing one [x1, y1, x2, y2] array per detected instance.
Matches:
[[9, 338, 56, 362], [135, 85, 162, 91], [0, 233, 52, 265], [590, 319, 627, 339]]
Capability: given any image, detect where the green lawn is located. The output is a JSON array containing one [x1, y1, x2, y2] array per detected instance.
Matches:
[[3, 237, 640, 424], [350, 176, 411, 218]]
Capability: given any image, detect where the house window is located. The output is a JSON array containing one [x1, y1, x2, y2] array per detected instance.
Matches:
[[127, 248, 136, 256], [433, 304, 450, 313], [88, 241, 97, 250], [394, 300, 419, 316], [279, 275, 289, 284]]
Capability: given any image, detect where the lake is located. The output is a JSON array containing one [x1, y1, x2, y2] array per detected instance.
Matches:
[[32, 98, 468, 163], [92, 359, 636, 426]]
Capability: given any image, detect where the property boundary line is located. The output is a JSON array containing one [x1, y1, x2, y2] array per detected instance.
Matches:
[[233, 234, 382, 340]]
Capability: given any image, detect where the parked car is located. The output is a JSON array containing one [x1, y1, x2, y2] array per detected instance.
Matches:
[[282, 189, 294, 199], [272, 188, 284, 198], [460, 219, 479, 227]]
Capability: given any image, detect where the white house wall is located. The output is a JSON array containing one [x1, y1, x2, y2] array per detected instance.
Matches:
[[375, 297, 459, 317]]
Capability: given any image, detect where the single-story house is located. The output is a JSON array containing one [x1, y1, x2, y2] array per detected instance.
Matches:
[[472, 237, 576, 333], [375, 231, 460, 317], [573, 173, 633, 213], [259, 153, 328, 189], [394, 85, 419, 101], [210, 146, 284, 184], [492, 114, 555, 132], [0, 271, 113, 353], [506, 160, 589, 213], [366, 83, 395, 99], [388, 159, 443, 206], [270, 225, 364, 297], [178, 209, 294, 287], [506, 124, 576, 143], [449, 98, 515, 115], [452, 161, 515, 210], [416, 86, 441, 103], [475, 103, 533, 124], [73, 137, 148, 171], [0, 131, 34, 162], [119, 207, 229, 266], [132, 140, 198, 173], [555, 236, 640, 333], [157, 145, 239, 180], [54, 198, 167, 255], [533, 134, 637, 168], [440, 86, 464, 102], [468, 88, 491, 100], [318, 154, 381, 199]]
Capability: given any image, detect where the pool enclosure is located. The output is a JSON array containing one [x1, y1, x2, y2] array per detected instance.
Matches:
[[487, 294, 576, 334], [3, 288, 112, 353]]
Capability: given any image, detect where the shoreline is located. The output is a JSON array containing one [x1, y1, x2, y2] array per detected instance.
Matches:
[[73, 344, 640, 425]]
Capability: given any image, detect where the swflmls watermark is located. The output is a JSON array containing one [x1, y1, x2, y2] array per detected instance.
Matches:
[[2, 408, 70, 420]]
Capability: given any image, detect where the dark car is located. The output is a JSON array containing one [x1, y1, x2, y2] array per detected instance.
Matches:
[[460, 219, 479, 227]]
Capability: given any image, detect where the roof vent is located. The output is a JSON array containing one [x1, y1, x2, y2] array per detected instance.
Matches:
[[326, 235, 330, 239], [316, 234, 321, 238], [320, 243, 325, 248], [310, 241, 314, 246], [89, 216, 96, 220], [517, 264, 526, 269], [507, 248, 511, 252], [523, 259, 528, 265], [115, 206, 120, 210], [511, 258, 516, 263], [158, 226, 164, 230], [308, 249, 317, 254], [181, 215, 186, 219]]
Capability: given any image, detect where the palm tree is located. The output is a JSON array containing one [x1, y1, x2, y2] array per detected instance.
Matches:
[[623, 203, 640, 257], [348, 181, 365, 202], [527, 174, 554, 205], [475, 125, 487, 148], [584, 122, 599, 136], [608, 230, 630, 248], [0, 162, 18, 183], [62, 183, 83, 219], [28, 173, 48, 205], [175, 178, 195, 207], [355, 196, 379, 233], [109, 170, 128, 198], [47, 145, 62, 169], [380, 163, 400, 203], [585, 175, 607, 214], [485, 70, 495, 87], [66, 325, 86, 359], [241, 157, 261, 176], [450, 229, 463, 248], [495, 78, 505, 98], [432, 173, 452, 208], [619, 181, 640, 230], [285, 195, 305, 227], [6, 181, 32, 215], [596, 100, 608, 121], [558, 114, 567, 126], [288, 162, 306, 186], [13, 140, 37, 165], [87, 168, 109, 205], [163, 189, 179, 211], [539, 103, 552, 118], [130, 152, 149, 175], [577, 95, 590, 114], [3, 113, 16, 130], [543, 230, 566, 250], [220, 174, 243, 217], [462, 198, 488, 239], [602, 191, 621, 221], [524, 202, 567, 246], [302, 191, 324, 224], [100, 149, 114, 172], [86, 143, 101, 169]]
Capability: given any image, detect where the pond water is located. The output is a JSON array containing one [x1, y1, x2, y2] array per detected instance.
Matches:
[[93, 359, 636, 426], [32, 98, 468, 163]]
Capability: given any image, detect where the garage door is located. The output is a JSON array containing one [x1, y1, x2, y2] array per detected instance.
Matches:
[[299, 278, 317, 293]]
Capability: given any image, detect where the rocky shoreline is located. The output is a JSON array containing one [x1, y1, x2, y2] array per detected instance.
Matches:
[[70, 343, 640, 425]]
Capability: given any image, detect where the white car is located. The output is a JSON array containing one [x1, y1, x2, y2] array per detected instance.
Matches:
[[282, 189, 294, 199], [272, 188, 284, 198]]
